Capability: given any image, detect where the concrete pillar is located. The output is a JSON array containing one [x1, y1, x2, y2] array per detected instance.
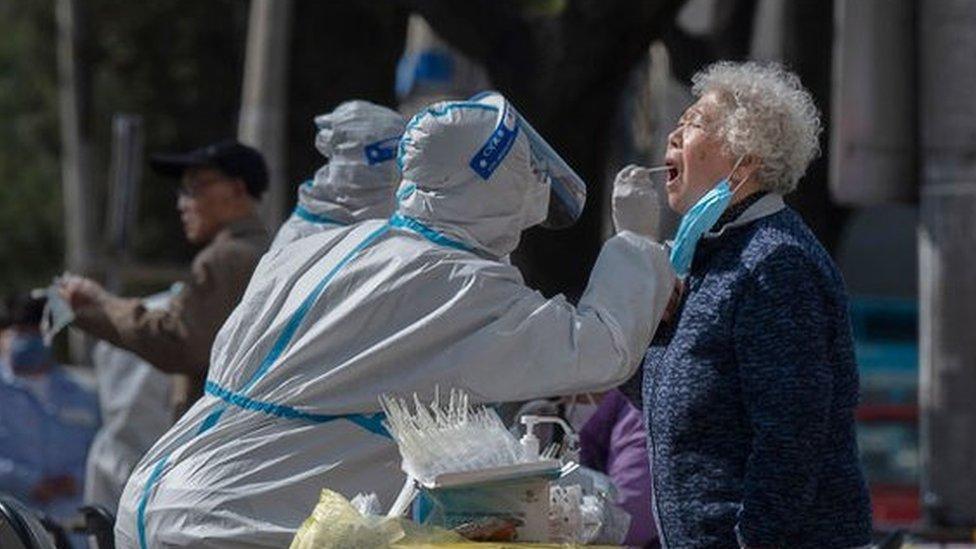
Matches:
[[239, 0, 292, 231], [918, 0, 976, 528], [105, 114, 144, 293], [830, 0, 916, 206]]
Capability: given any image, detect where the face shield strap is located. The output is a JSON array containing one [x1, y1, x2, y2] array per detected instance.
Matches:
[[469, 104, 520, 180], [363, 136, 401, 166]]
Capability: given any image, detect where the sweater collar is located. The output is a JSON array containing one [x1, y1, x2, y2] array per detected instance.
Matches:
[[714, 191, 768, 229], [700, 193, 785, 241]]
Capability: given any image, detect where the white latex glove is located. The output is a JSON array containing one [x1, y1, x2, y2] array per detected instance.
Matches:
[[612, 164, 660, 238]]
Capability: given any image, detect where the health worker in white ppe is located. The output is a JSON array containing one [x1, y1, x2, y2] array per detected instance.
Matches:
[[83, 289, 176, 514], [114, 91, 675, 549], [270, 100, 407, 250]]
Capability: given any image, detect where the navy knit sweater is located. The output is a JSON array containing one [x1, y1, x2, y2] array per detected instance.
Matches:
[[624, 203, 873, 548]]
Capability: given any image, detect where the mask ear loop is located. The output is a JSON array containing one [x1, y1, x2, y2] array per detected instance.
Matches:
[[727, 155, 751, 197]]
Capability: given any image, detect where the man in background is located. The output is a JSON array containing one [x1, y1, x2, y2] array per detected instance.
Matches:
[[59, 140, 270, 420]]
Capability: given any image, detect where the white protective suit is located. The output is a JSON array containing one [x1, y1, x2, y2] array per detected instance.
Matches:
[[115, 95, 675, 548], [83, 290, 175, 513], [269, 100, 406, 250]]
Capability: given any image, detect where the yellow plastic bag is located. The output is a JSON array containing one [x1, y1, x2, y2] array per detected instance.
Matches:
[[290, 489, 620, 548], [290, 490, 463, 549]]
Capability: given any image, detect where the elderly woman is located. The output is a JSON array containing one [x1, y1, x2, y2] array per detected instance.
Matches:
[[624, 62, 872, 548]]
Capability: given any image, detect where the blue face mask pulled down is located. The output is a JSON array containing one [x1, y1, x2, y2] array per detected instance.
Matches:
[[669, 159, 745, 276], [8, 333, 52, 375]]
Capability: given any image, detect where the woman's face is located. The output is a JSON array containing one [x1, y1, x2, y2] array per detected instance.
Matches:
[[664, 91, 740, 214]]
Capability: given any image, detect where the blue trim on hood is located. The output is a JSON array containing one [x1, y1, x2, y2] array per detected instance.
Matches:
[[293, 204, 344, 226], [390, 212, 472, 252]]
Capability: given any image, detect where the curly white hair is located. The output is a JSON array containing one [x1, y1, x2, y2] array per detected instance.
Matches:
[[691, 61, 822, 194]]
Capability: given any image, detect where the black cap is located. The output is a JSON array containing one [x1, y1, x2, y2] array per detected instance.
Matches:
[[149, 139, 268, 198]]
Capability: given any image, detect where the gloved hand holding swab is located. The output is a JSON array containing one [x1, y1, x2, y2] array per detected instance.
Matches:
[[611, 164, 668, 238]]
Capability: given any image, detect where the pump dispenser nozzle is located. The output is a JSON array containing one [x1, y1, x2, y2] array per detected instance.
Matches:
[[519, 415, 579, 462]]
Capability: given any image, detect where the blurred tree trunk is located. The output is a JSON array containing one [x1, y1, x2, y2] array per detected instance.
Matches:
[[404, 0, 689, 300], [56, 0, 97, 362], [56, 0, 96, 275]]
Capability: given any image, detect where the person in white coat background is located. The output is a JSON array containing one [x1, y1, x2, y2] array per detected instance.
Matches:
[[115, 92, 675, 549], [83, 289, 176, 514]]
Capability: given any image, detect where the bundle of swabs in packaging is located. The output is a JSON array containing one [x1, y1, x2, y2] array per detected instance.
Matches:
[[380, 388, 529, 487]]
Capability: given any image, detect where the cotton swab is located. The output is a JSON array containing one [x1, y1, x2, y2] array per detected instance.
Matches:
[[637, 165, 671, 180]]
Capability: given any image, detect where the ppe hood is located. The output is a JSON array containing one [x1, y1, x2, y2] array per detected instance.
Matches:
[[468, 91, 587, 229]]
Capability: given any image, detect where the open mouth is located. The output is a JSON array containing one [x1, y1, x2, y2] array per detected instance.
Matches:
[[665, 160, 680, 187]]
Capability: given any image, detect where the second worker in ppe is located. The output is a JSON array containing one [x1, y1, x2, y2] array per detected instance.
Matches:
[[114, 92, 675, 549], [270, 100, 407, 250]]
